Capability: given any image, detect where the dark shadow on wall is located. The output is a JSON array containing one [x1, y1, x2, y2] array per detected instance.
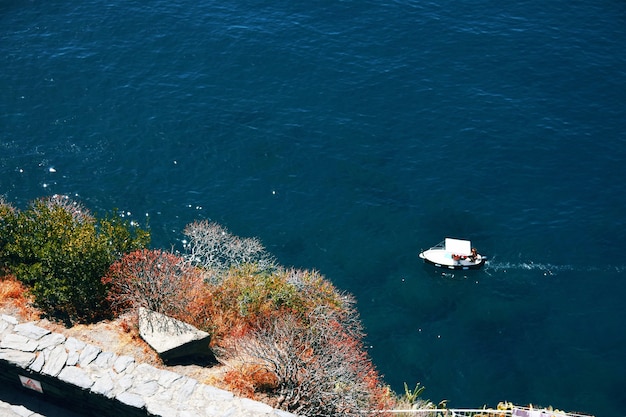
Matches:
[[0, 382, 87, 417]]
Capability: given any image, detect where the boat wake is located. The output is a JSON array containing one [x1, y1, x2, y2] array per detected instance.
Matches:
[[484, 260, 626, 275], [485, 261, 572, 275]]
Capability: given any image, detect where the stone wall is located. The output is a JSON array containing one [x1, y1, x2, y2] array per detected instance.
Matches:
[[0, 314, 296, 417]]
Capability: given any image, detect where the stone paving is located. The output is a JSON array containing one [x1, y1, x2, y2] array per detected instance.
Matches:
[[0, 314, 297, 417]]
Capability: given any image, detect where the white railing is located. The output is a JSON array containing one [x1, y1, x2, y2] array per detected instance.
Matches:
[[376, 410, 511, 416], [372, 407, 593, 417]]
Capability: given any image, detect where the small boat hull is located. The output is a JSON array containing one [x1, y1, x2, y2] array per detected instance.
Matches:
[[418, 251, 486, 270], [418, 238, 486, 270]]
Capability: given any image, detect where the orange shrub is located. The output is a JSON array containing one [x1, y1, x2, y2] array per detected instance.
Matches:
[[0, 275, 25, 301], [249, 364, 280, 392], [0, 274, 38, 319], [223, 363, 279, 399], [223, 368, 255, 398]]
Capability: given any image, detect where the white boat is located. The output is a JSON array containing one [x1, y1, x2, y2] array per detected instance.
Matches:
[[418, 238, 486, 270]]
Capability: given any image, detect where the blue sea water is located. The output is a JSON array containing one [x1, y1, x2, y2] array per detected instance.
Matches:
[[2, 1, 626, 415]]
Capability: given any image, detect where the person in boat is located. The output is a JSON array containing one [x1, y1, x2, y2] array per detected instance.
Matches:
[[452, 254, 463, 263], [468, 248, 478, 262]]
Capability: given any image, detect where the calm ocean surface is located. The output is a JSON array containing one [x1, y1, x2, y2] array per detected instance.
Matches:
[[2, 1, 625, 415]]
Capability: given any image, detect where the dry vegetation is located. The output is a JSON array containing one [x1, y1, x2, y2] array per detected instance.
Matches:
[[1, 197, 400, 416], [1, 263, 396, 416], [0, 274, 38, 320], [103, 247, 395, 415]]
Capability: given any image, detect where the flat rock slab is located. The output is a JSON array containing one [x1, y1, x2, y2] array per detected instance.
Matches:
[[14, 322, 50, 340], [138, 308, 214, 364]]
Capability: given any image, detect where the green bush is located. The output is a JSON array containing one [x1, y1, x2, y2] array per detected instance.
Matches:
[[0, 196, 150, 324], [0, 197, 18, 272]]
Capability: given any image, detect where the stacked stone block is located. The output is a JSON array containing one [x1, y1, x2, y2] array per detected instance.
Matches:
[[0, 314, 296, 417]]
